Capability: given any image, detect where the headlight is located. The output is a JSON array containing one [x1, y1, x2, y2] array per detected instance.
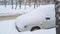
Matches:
[[24, 25, 27, 28]]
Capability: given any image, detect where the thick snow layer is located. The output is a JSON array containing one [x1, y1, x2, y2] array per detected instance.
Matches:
[[0, 4, 55, 14], [16, 4, 55, 28], [0, 5, 36, 13], [0, 20, 56, 34], [0, 4, 56, 34], [0, 4, 55, 16], [0, 5, 40, 16]]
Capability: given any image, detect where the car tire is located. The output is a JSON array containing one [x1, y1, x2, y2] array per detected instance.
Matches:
[[31, 26, 40, 31]]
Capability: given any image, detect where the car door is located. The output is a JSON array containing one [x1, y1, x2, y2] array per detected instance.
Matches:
[[42, 17, 52, 29]]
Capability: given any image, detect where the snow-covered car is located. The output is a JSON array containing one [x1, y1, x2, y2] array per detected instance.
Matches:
[[15, 4, 56, 32]]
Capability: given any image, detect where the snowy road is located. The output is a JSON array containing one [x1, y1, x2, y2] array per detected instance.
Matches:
[[0, 19, 56, 34]]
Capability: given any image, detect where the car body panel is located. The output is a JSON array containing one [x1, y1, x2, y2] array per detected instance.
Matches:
[[15, 4, 56, 32]]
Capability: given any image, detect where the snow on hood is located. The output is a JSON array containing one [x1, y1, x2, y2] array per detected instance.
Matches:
[[15, 4, 55, 28]]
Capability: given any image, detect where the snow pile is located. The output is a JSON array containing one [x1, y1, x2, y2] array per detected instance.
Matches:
[[0, 20, 56, 34], [16, 4, 55, 28]]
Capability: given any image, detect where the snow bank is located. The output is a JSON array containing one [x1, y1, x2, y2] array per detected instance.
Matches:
[[0, 20, 56, 34], [16, 4, 55, 28]]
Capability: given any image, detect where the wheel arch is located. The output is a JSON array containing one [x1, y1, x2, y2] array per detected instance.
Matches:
[[30, 26, 41, 31]]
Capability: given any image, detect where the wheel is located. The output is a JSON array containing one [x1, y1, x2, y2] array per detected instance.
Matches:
[[31, 26, 40, 31]]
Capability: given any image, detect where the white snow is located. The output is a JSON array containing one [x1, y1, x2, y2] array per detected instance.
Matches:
[[0, 20, 56, 34], [0, 5, 35, 13], [0, 5, 39, 16], [16, 4, 55, 28], [0, 4, 56, 34]]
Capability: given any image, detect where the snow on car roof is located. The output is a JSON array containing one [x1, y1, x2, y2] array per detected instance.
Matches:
[[16, 4, 55, 28]]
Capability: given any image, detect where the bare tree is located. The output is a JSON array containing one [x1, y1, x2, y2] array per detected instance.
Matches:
[[4, 0, 7, 7], [24, 0, 27, 9], [15, 0, 18, 9], [11, 0, 13, 9], [18, 0, 22, 9], [28, 0, 31, 7], [55, 0, 60, 34], [33, 0, 37, 8]]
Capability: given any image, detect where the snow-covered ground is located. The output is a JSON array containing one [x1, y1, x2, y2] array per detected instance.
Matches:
[[0, 5, 36, 13], [0, 4, 56, 34], [0, 19, 56, 34]]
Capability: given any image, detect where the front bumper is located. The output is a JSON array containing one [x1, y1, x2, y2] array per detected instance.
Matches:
[[16, 26, 21, 32]]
